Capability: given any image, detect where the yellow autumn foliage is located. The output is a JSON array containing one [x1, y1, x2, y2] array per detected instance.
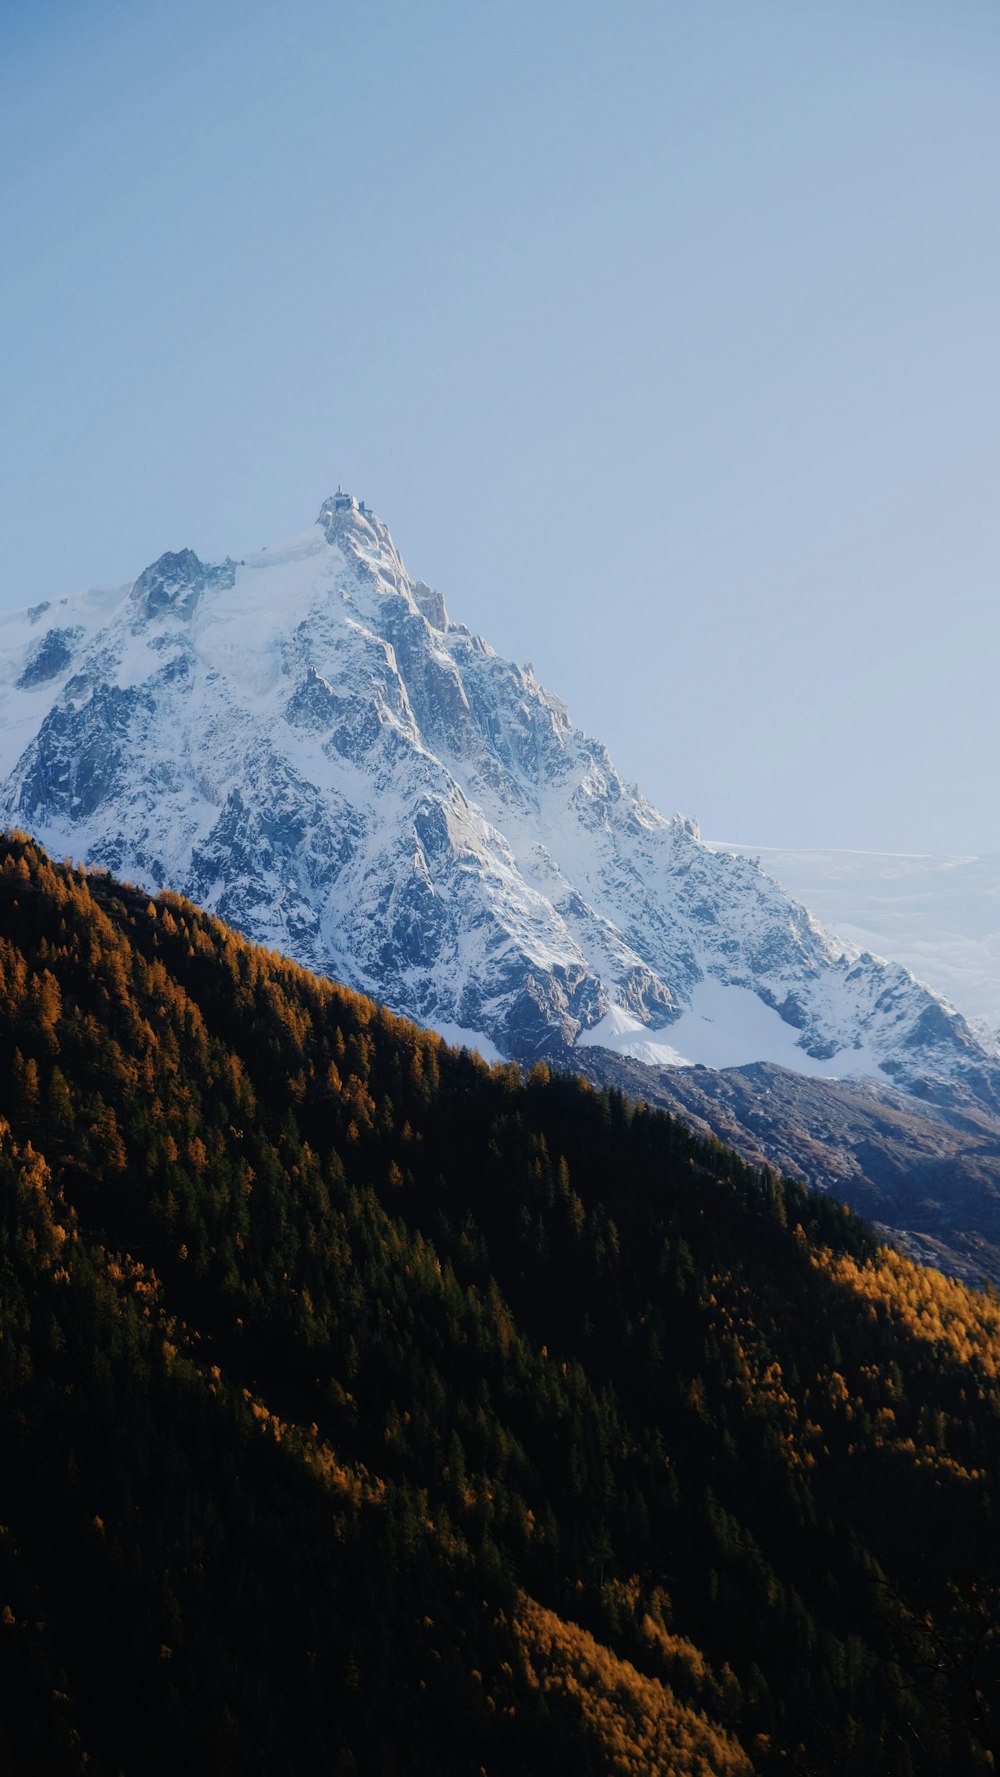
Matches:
[[513, 1596, 751, 1776], [814, 1245, 1000, 1377]]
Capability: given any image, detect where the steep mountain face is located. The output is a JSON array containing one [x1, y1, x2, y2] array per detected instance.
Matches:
[[1, 492, 997, 1104]]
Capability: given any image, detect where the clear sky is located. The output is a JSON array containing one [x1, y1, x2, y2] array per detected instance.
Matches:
[[3, 0, 999, 853]]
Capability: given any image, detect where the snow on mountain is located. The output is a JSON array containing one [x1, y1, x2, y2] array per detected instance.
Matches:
[[706, 843, 1000, 1038], [577, 979, 892, 1078], [0, 492, 996, 1099]]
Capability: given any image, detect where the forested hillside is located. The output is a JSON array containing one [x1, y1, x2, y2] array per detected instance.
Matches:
[[0, 832, 997, 1775]]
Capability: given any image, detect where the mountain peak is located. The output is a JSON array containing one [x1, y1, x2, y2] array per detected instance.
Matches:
[[132, 548, 235, 618], [133, 548, 203, 615], [1, 494, 995, 1108], [315, 490, 417, 613], [317, 487, 375, 534]]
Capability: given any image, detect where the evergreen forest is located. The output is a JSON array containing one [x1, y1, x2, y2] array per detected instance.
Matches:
[[0, 832, 998, 1774]]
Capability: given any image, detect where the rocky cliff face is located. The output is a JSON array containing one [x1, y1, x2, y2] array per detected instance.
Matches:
[[0, 494, 995, 1104]]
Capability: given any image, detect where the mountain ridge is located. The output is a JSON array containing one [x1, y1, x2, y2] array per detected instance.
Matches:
[[706, 841, 1000, 1036]]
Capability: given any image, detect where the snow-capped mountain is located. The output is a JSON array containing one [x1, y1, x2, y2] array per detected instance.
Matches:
[[0, 492, 996, 1105]]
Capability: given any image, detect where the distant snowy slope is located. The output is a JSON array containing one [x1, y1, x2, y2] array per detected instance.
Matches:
[[0, 491, 996, 1105], [709, 845, 1000, 1035]]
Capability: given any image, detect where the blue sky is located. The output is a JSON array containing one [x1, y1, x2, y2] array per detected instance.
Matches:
[[3, 0, 999, 852]]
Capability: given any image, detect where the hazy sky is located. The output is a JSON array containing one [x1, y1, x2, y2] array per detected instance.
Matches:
[[3, 0, 999, 853]]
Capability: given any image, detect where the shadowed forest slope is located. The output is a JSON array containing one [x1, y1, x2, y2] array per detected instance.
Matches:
[[0, 833, 998, 1775]]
